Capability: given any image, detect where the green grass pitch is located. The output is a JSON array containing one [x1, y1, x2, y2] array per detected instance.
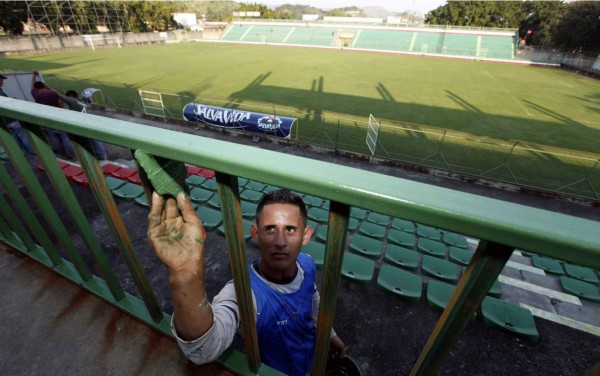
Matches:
[[2, 42, 599, 195]]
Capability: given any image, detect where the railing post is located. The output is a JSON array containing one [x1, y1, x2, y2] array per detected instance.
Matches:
[[312, 200, 350, 376], [215, 172, 261, 372], [410, 241, 514, 375]]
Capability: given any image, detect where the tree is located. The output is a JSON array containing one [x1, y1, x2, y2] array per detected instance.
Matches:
[[0, 1, 27, 35], [552, 1, 600, 52], [237, 3, 276, 19], [519, 1, 564, 47], [124, 1, 176, 32]]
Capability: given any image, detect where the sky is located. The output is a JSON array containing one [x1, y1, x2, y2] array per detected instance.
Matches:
[[258, 0, 448, 15]]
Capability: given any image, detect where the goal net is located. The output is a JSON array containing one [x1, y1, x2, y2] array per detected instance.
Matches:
[[366, 114, 380, 155]]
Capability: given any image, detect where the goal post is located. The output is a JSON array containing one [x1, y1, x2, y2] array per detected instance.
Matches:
[[366, 114, 380, 155]]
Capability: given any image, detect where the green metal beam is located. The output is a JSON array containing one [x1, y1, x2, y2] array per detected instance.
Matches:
[[0, 191, 38, 253]]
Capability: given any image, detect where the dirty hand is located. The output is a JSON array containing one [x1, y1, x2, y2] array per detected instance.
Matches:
[[147, 192, 206, 275], [329, 335, 346, 359]]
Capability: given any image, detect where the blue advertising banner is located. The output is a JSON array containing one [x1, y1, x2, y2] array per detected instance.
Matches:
[[182, 103, 296, 139]]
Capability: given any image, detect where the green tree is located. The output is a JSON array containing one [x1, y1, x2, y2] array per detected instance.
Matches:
[[0, 1, 27, 35], [519, 1, 564, 46], [237, 3, 276, 19], [552, 1, 600, 51], [124, 1, 176, 32]]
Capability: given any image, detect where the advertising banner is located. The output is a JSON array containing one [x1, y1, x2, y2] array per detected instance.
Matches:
[[183, 103, 296, 139]]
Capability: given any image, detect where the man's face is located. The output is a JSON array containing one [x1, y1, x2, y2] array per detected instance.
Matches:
[[251, 203, 313, 274]]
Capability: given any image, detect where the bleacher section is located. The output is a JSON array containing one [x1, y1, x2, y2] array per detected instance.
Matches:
[[221, 23, 517, 61]]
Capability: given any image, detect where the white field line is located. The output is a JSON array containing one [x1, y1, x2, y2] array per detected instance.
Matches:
[[498, 275, 582, 306], [484, 70, 534, 117], [520, 303, 600, 337]]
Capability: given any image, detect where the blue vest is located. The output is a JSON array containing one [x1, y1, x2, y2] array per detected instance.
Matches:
[[249, 253, 317, 376]]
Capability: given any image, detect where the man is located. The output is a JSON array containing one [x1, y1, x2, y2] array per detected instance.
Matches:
[[148, 189, 346, 375], [30, 71, 76, 160], [61, 90, 107, 160], [0, 74, 36, 156]]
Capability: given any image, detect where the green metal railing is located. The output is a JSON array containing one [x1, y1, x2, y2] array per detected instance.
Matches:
[[1, 97, 599, 375]]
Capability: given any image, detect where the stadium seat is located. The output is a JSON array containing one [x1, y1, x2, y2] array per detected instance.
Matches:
[[348, 234, 383, 259], [262, 185, 280, 194], [417, 238, 447, 259], [384, 244, 419, 271], [110, 166, 136, 180], [421, 255, 459, 283], [37, 160, 69, 171], [563, 264, 600, 285], [366, 212, 390, 227], [417, 225, 441, 241], [201, 178, 217, 191], [357, 222, 386, 240], [442, 231, 469, 249], [189, 187, 214, 204], [186, 175, 206, 188], [237, 177, 249, 188], [63, 165, 84, 180], [347, 217, 359, 232], [207, 194, 220, 209], [387, 229, 415, 250], [449, 246, 474, 266], [481, 296, 539, 341], [134, 194, 149, 208], [198, 168, 215, 179], [531, 255, 565, 275], [127, 172, 142, 185], [241, 200, 258, 220], [240, 189, 263, 203], [217, 219, 252, 241], [426, 279, 455, 311], [72, 172, 89, 187], [341, 252, 375, 285], [308, 207, 329, 224], [303, 195, 324, 208], [105, 176, 125, 190], [391, 218, 414, 233], [316, 225, 328, 243], [195, 206, 222, 231], [350, 207, 367, 220], [303, 242, 325, 269], [101, 163, 121, 176], [377, 264, 423, 303], [112, 182, 144, 201], [186, 165, 203, 175], [559, 276, 600, 303], [245, 180, 266, 192]]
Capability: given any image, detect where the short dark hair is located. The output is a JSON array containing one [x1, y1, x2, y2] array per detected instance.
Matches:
[[33, 81, 46, 89], [65, 90, 78, 98], [255, 189, 307, 226]]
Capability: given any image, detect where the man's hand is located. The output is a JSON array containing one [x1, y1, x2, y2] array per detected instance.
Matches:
[[148, 192, 206, 275], [329, 335, 346, 359]]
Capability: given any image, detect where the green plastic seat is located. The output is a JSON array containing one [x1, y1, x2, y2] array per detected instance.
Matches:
[[417, 225, 441, 241], [347, 217, 359, 232], [348, 234, 383, 259], [308, 207, 329, 224], [240, 189, 263, 203], [481, 296, 539, 341], [449, 246, 473, 266], [358, 222, 386, 240], [217, 219, 253, 241], [442, 232, 469, 249], [303, 242, 325, 270], [112, 182, 144, 201], [341, 252, 375, 285], [195, 206, 222, 231], [559, 276, 600, 303], [350, 207, 367, 220], [316, 225, 328, 243], [417, 238, 447, 259], [189, 187, 214, 204], [426, 279, 455, 311], [377, 264, 423, 303], [303, 195, 324, 208], [241, 201, 258, 220], [134, 194, 149, 208], [207, 194, 221, 209], [531, 255, 564, 275], [307, 220, 319, 232], [391, 218, 414, 233], [563, 264, 600, 284], [387, 229, 415, 249], [200, 178, 217, 191], [384, 244, 419, 271], [106, 176, 126, 190], [366, 212, 390, 227], [185, 175, 206, 188], [245, 180, 266, 192], [237, 177, 249, 188], [421, 255, 459, 283], [262, 185, 280, 193]]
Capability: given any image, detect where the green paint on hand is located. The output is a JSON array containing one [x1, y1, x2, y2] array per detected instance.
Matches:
[[134, 149, 189, 197]]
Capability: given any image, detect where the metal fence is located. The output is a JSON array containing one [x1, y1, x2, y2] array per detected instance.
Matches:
[[35, 73, 600, 202]]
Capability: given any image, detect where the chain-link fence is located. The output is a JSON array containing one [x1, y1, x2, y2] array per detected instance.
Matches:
[[39, 74, 600, 202]]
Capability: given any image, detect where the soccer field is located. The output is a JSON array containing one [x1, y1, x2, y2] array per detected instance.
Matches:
[[2, 42, 599, 153]]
